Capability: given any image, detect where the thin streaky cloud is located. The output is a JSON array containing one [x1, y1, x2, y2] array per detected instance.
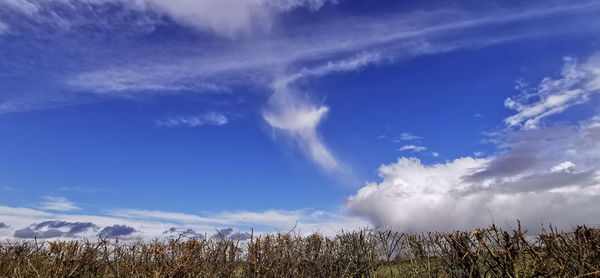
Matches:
[[504, 56, 600, 129], [398, 145, 427, 152], [394, 132, 422, 142], [38, 196, 80, 212], [156, 112, 229, 128], [62, 2, 600, 96]]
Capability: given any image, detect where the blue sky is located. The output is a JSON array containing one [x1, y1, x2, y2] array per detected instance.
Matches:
[[1, 0, 600, 240]]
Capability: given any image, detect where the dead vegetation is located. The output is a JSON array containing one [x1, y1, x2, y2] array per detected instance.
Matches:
[[1, 221, 600, 277]]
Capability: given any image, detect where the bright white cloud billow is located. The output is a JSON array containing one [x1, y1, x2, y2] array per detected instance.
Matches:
[[347, 121, 600, 231], [347, 54, 600, 231]]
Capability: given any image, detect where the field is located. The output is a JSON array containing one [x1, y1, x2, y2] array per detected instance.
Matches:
[[1, 221, 599, 277]]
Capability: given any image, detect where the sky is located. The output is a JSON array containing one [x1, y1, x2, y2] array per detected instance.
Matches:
[[0, 0, 600, 240]]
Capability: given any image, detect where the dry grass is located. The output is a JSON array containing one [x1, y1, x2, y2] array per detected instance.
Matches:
[[1, 221, 600, 277]]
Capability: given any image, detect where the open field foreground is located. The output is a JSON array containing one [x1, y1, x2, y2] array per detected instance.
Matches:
[[1, 222, 599, 278]]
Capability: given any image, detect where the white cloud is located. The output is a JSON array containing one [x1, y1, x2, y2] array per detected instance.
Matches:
[[109, 207, 368, 236], [108, 209, 217, 224], [347, 115, 600, 232], [110, 208, 368, 235], [263, 82, 341, 172], [431, 152, 440, 157], [0, 21, 8, 34], [0, 0, 40, 15], [346, 51, 600, 232], [347, 157, 490, 231], [0, 0, 334, 38], [398, 145, 427, 152], [0, 204, 369, 240], [394, 132, 422, 142], [135, 0, 335, 37], [38, 196, 80, 212], [57, 4, 574, 172], [551, 161, 576, 173], [504, 55, 600, 129], [156, 112, 228, 127], [56, 2, 597, 98]]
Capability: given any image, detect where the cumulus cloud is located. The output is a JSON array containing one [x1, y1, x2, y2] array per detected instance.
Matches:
[[0, 204, 369, 241], [348, 109, 600, 232], [211, 228, 252, 240], [398, 145, 427, 152], [38, 196, 79, 212], [98, 224, 136, 238], [212, 228, 234, 239], [504, 55, 600, 129], [347, 157, 490, 231], [348, 128, 600, 232], [156, 112, 228, 127], [229, 232, 251, 241], [347, 49, 600, 232], [13, 220, 98, 239], [163, 227, 204, 239]]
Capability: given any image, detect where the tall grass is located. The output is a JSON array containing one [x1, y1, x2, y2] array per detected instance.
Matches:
[[1, 221, 599, 277]]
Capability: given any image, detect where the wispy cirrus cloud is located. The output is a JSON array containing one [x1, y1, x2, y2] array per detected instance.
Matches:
[[2, 0, 599, 174], [0, 203, 368, 241], [0, 20, 8, 34], [504, 55, 600, 129], [0, 0, 336, 38], [38, 196, 80, 212], [394, 132, 422, 142], [156, 112, 228, 127], [398, 145, 427, 152]]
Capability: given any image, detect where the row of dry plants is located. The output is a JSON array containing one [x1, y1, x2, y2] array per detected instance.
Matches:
[[1, 221, 600, 277]]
